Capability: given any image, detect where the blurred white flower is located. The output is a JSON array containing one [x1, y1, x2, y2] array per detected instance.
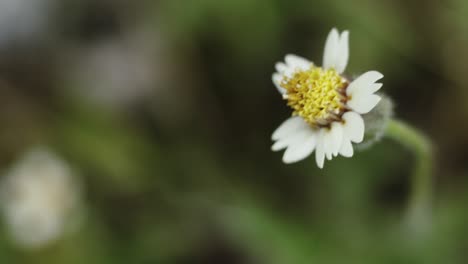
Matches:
[[0, 147, 81, 249], [63, 29, 167, 109], [0, 0, 51, 48], [271, 28, 384, 168]]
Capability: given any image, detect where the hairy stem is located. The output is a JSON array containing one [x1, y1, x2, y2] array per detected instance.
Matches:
[[385, 119, 433, 229]]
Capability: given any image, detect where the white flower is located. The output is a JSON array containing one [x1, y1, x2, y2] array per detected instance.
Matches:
[[271, 28, 384, 168], [0, 0, 51, 48], [66, 33, 157, 109], [0, 147, 81, 249]]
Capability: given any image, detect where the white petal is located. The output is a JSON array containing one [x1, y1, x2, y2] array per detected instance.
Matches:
[[347, 93, 381, 114], [272, 73, 287, 94], [315, 135, 326, 169], [282, 131, 317, 164], [272, 128, 310, 151], [271, 117, 308, 141], [322, 128, 336, 160], [366, 83, 383, 94], [329, 122, 343, 156], [339, 137, 354, 157], [285, 54, 312, 71], [335, 30, 349, 74], [323, 28, 339, 70], [346, 71, 384, 96], [271, 137, 291, 151], [275, 62, 287, 73], [342, 112, 365, 143], [319, 127, 337, 161], [321, 122, 344, 158]]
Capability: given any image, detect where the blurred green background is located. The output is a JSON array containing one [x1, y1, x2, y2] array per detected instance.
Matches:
[[1, 0, 468, 263]]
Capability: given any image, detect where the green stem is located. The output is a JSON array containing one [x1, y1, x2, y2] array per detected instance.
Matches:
[[385, 119, 433, 227]]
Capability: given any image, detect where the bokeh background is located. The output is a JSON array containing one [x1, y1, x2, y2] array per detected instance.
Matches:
[[0, 0, 468, 263]]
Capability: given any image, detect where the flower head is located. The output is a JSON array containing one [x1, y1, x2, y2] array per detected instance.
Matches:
[[0, 147, 81, 249], [271, 28, 384, 168]]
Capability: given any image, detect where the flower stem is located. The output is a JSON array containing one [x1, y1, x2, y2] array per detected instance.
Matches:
[[385, 119, 433, 229]]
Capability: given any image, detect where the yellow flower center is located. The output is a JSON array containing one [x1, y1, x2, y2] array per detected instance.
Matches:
[[281, 66, 349, 127]]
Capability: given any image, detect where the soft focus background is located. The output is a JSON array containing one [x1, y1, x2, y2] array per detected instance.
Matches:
[[0, 0, 468, 263]]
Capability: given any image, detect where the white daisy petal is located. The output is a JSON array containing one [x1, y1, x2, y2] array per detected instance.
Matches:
[[365, 83, 383, 94], [322, 129, 334, 160], [275, 62, 287, 73], [339, 137, 354, 157], [347, 93, 381, 114], [321, 124, 343, 159], [282, 131, 317, 164], [335, 30, 349, 74], [342, 112, 365, 143], [331, 122, 344, 156], [272, 73, 286, 94], [272, 128, 309, 151], [285, 54, 312, 71], [323, 28, 339, 70], [271, 116, 308, 140], [275, 60, 296, 79], [315, 134, 326, 168], [271, 137, 291, 151], [346, 71, 384, 96]]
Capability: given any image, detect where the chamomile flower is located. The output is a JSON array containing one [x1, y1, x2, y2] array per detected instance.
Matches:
[[271, 28, 384, 168], [0, 147, 81, 249]]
